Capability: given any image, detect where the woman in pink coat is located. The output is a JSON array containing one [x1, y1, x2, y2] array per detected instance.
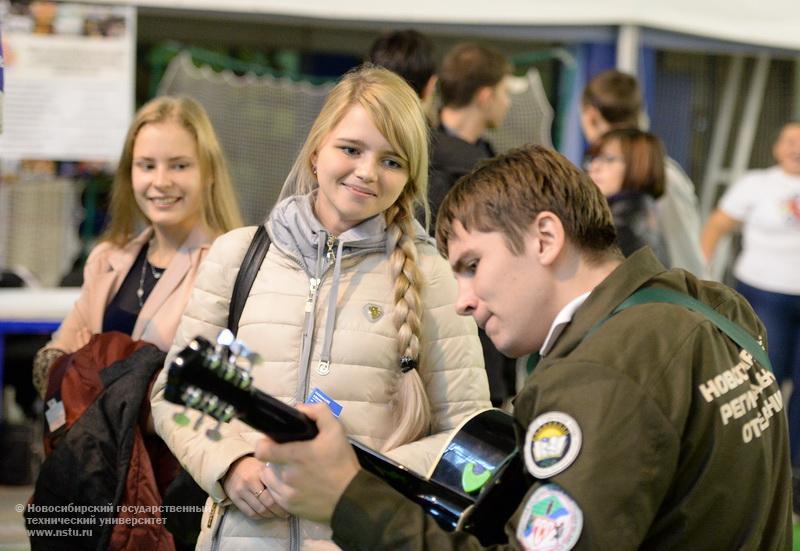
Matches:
[[32, 95, 242, 396]]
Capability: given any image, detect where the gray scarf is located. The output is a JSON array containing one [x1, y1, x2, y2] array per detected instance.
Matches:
[[266, 191, 432, 276]]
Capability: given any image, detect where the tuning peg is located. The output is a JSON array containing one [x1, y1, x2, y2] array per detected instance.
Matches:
[[216, 329, 235, 347], [232, 349, 260, 372], [232, 354, 251, 372], [174, 387, 202, 426], [181, 386, 203, 407], [204, 402, 235, 441], [217, 404, 235, 423], [222, 362, 237, 381], [229, 338, 245, 357], [206, 420, 222, 441], [236, 369, 253, 390], [191, 393, 214, 430], [192, 411, 206, 431], [204, 395, 220, 414], [173, 406, 191, 426], [210, 330, 234, 371]]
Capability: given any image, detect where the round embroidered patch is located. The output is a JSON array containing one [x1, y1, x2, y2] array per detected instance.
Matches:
[[516, 483, 583, 551], [524, 411, 582, 479], [363, 303, 383, 322]]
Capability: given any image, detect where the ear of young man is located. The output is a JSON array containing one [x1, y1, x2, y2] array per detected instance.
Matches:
[[580, 104, 606, 144], [475, 85, 497, 110], [530, 211, 565, 267]]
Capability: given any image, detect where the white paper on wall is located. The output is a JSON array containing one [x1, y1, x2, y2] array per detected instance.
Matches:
[[0, 2, 135, 161]]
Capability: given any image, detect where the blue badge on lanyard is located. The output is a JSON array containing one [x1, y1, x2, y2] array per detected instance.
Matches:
[[306, 387, 343, 417]]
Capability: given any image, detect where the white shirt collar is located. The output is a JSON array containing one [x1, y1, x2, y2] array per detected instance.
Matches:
[[539, 291, 592, 357]]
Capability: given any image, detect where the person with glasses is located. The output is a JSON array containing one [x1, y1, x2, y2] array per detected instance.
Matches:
[[580, 69, 704, 276], [586, 128, 669, 265]]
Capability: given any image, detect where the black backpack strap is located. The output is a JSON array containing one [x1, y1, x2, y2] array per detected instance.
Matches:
[[163, 227, 270, 547], [227, 225, 271, 334]]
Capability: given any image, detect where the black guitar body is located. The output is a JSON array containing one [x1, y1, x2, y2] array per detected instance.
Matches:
[[427, 408, 527, 544]]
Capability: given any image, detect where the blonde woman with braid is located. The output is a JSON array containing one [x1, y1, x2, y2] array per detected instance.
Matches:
[[150, 65, 490, 551]]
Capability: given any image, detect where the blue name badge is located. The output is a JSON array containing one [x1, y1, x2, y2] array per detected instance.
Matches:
[[306, 387, 343, 417]]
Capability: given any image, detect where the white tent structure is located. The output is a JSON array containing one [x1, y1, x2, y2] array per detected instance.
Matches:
[[92, 1, 800, 53], [92, 0, 800, 51], [94, 0, 799, 201], [91, 1, 799, 276]]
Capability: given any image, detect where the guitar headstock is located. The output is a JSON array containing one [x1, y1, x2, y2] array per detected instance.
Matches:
[[164, 330, 319, 443], [164, 330, 260, 439]]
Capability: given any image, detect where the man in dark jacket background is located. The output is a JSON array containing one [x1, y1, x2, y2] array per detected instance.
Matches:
[[428, 42, 511, 232], [428, 42, 514, 406]]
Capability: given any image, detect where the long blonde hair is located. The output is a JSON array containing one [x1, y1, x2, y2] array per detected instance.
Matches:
[[284, 65, 432, 450], [103, 95, 243, 246]]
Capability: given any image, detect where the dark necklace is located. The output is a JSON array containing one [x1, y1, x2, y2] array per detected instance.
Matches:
[[137, 242, 165, 308], [136, 259, 148, 308]]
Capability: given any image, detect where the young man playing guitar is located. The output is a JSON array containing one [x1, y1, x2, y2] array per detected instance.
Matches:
[[254, 145, 792, 550]]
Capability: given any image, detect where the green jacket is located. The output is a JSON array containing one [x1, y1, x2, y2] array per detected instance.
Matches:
[[330, 249, 792, 550]]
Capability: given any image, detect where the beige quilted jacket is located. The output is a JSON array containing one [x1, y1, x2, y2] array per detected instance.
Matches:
[[152, 203, 489, 551]]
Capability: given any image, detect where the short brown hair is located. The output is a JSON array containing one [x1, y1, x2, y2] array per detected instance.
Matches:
[[436, 145, 618, 259], [582, 69, 641, 128], [368, 29, 435, 98], [438, 42, 511, 108], [588, 128, 666, 198]]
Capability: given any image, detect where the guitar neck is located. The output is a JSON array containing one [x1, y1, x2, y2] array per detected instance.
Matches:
[[237, 389, 471, 531]]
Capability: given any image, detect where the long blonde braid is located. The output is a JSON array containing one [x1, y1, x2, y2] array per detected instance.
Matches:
[[382, 200, 431, 451]]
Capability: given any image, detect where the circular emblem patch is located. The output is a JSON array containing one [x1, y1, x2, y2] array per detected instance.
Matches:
[[524, 411, 582, 479], [363, 303, 383, 322], [516, 483, 583, 551]]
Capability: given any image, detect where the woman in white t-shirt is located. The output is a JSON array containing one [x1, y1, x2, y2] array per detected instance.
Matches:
[[702, 120, 800, 470]]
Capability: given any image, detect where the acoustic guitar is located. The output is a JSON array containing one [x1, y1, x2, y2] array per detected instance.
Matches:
[[164, 332, 526, 544]]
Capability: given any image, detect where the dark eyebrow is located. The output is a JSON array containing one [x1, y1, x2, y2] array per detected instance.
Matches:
[[449, 250, 472, 273], [335, 138, 401, 158], [335, 138, 367, 148], [133, 156, 193, 162]]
